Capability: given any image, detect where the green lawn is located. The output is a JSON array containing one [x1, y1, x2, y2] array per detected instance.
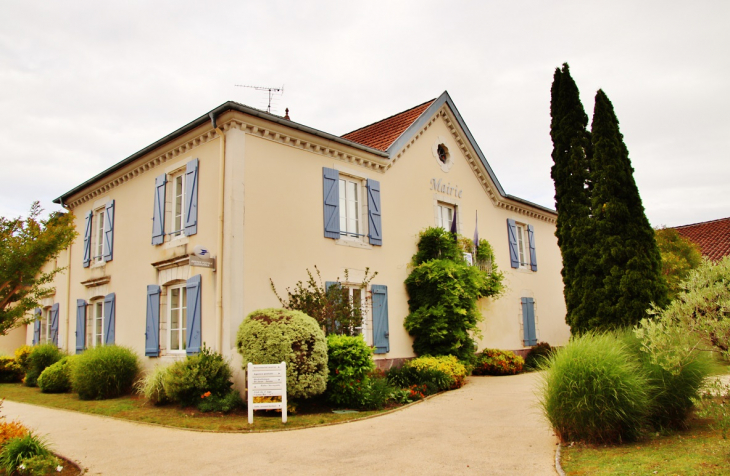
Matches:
[[0, 383, 398, 432], [561, 415, 730, 475]]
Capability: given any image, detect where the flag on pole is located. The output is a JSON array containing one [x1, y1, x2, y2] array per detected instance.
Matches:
[[473, 210, 479, 253]]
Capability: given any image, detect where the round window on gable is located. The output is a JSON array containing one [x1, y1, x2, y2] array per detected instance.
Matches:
[[437, 144, 449, 164]]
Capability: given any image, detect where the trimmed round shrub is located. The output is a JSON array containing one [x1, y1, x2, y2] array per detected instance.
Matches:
[[326, 334, 374, 407], [25, 344, 63, 387], [539, 332, 650, 444], [0, 357, 23, 383], [621, 330, 713, 430], [524, 342, 554, 371], [472, 349, 524, 376], [237, 308, 328, 400], [72, 345, 139, 400], [163, 345, 233, 407], [136, 364, 173, 405], [37, 356, 76, 393]]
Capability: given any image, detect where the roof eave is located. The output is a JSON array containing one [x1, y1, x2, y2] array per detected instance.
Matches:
[[54, 101, 388, 205]]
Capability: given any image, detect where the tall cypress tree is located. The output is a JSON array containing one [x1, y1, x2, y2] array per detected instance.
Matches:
[[585, 90, 668, 330], [549, 64, 594, 331]]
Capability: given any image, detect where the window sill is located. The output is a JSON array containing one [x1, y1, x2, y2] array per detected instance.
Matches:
[[164, 235, 189, 250], [90, 260, 106, 269], [335, 238, 373, 250]]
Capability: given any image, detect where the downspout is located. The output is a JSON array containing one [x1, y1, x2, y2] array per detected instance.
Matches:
[[210, 112, 226, 354], [59, 198, 73, 354]]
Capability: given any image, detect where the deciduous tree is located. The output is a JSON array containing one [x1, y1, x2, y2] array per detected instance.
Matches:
[[0, 202, 76, 335]]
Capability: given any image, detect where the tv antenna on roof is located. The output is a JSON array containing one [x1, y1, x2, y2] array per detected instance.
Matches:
[[234, 84, 284, 113]]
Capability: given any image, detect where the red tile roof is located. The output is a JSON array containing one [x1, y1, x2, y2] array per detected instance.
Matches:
[[341, 99, 436, 151], [673, 217, 730, 262]]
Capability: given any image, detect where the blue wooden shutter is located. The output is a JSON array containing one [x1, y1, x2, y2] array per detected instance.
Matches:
[[527, 225, 538, 272], [507, 219, 519, 269], [184, 158, 199, 236], [322, 167, 340, 239], [152, 174, 167, 245], [521, 297, 537, 346], [371, 285, 389, 354], [83, 210, 93, 267], [366, 179, 383, 246], [75, 300, 86, 354], [145, 285, 161, 357], [50, 303, 60, 346], [103, 200, 115, 262], [186, 274, 202, 355], [103, 293, 116, 345], [32, 308, 41, 345]]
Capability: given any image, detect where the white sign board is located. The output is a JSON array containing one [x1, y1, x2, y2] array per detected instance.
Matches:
[[247, 362, 287, 424]]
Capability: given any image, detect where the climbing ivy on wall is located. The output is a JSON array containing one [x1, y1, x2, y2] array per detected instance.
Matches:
[[404, 227, 504, 360]]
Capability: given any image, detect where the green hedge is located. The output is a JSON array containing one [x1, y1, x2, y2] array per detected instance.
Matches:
[[25, 344, 63, 387], [37, 356, 76, 393]]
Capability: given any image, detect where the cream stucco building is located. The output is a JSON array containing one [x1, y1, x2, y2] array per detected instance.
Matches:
[[7, 92, 569, 386]]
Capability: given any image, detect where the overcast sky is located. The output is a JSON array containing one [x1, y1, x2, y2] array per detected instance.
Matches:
[[1, 0, 727, 227]]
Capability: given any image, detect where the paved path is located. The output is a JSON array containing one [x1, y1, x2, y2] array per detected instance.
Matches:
[[2, 373, 558, 475]]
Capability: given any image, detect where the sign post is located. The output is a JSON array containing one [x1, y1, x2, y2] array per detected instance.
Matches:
[[247, 362, 287, 424]]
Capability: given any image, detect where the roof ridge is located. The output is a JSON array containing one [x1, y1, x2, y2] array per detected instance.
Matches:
[[341, 98, 436, 137], [672, 216, 730, 229]]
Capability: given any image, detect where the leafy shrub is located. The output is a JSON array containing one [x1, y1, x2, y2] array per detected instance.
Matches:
[[14, 345, 32, 374], [473, 349, 524, 376], [37, 356, 76, 393], [326, 335, 375, 407], [15, 454, 62, 476], [197, 389, 243, 413], [24, 344, 63, 387], [357, 374, 397, 410], [163, 346, 232, 407], [0, 357, 22, 383], [72, 345, 139, 400], [405, 355, 468, 389], [539, 332, 650, 444], [136, 365, 172, 405], [622, 329, 713, 429], [385, 365, 452, 396], [271, 267, 377, 335], [524, 342, 554, 371], [404, 228, 504, 360], [0, 432, 54, 476], [237, 308, 328, 400]]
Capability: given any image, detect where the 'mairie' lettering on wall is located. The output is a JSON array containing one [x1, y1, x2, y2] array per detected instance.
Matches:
[[430, 178, 463, 198]]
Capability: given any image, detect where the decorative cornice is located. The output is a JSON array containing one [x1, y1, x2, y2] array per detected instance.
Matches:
[[81, 276, 111, 288], [151, 254, 190, 271], [66, 118, 388, 209]]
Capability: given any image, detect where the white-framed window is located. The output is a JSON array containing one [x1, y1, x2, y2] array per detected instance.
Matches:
[[170, 170, 186, 239], [39, 308, 51, 344], [515, 223, 530, 269], [93, 208, 105, 263], [343, 284, 371, 346], [168, 284, 187, 352], [88, 299, 104, 348], [339, 176, 363, 239], [436, 202, 455, 230]]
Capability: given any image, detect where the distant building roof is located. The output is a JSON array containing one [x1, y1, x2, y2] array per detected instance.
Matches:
[[673, 217, 730, 261], [341, 99, 435, 151]]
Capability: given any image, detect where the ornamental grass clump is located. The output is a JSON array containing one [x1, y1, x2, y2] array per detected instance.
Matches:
[[24, 344, 63, 387], [72, 345, 139, 400], [0, 432, 57, 476], [136, 364, 173, 405], [37, 356, 76, 393], [237, 308, 328, 400], [539, 332, 650, 444], [472, 349, 524, 376]]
